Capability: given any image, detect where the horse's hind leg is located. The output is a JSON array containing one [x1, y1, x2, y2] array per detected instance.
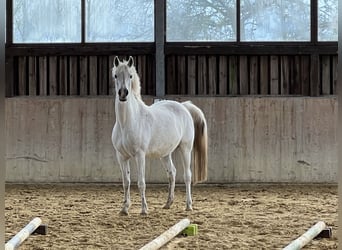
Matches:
[[179, 144, 193, 211], [160, 154, 176, 209], [117, 152, 131, 215]]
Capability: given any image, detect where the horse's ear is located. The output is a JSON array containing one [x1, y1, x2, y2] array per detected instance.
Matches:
[[113, 56, 120, 67], [127, 56, 134, 67]]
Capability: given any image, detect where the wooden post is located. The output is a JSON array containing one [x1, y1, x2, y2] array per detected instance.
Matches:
[[5, 217, 42, 250], [155, 0, 165, 97], [139, 218, 190, 250], [283, 221, 326, 250], [0, 1, 5, 248]]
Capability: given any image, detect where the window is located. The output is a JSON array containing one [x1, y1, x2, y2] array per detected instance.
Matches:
[[86, 0, 154, 42], [167, 0, 236, 41], [318, 0, 338, 41], [13, 0, 81, 43], [10, 0, 338, 44], [241, 0, 311, 41]]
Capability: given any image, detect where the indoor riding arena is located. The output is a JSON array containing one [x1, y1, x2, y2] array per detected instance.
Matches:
[[4, 0, 338, 249]]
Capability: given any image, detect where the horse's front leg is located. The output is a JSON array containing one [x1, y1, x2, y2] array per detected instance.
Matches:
[[134, 151, 148, 215], [117, 152, 131, 215]]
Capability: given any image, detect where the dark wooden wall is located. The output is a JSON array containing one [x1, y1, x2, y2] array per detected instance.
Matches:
[[6, 55, 155, 97], [5, 52, 337, 97], [166, 54, 337, 96]]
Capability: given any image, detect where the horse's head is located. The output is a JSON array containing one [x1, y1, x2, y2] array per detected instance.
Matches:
[[112, 56, 138, 102]]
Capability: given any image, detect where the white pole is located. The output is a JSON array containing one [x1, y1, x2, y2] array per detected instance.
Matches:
[[283, 221, 326, 250], [139, 218, 191, 250], [5, 217, 42, 250]]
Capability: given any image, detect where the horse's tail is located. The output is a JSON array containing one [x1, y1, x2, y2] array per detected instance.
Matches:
[[182, 101, 208, 184]]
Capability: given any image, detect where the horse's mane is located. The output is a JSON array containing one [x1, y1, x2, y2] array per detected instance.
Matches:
[[127, 61, 142, 100]]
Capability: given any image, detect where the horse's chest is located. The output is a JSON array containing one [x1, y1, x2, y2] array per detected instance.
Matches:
[[113, 128, 143, 157]]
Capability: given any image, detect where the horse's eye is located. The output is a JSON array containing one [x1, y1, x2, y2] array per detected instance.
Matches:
[[114, 74, 117, 79], [130, 75, 132, 79]]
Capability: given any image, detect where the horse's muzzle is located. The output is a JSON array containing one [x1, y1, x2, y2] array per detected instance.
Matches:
[[118, 88, 129, 102]]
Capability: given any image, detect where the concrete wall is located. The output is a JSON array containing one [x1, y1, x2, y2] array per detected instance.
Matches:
[[5, 96, 337, 183]]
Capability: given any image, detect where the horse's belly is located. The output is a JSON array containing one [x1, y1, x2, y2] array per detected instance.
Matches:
[[146, 136, 180, 158]]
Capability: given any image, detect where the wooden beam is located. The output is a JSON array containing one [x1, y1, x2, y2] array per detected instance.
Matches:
[[139, 219, 190, 250], [5, 217, 42, 250], [283, 221, 326, 250]]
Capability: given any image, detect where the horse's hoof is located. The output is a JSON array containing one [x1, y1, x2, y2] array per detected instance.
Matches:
[[163, 200, 173, 209], [119, 210, 129, 216], [140, 211, 148, 216], [185, 206, 193, 211]]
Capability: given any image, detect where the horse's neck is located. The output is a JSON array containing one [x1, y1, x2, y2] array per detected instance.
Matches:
[[115, 96, 142, 128]]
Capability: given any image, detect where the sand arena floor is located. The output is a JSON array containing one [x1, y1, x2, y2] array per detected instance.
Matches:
[[5, 184, 337, 249]]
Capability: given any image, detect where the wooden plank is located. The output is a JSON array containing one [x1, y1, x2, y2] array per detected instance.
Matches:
[[229, 56, 238, 95], [89, 56, 97, 95], [280, 56, 290, 95], [218, 56, 228, 95], [177, 56, 187, 94], [301, 56, 310, 96], [332, 55, 337, 94], [146, 55, 155, 95], [48, 56, 58, 95], [166, 56, 176, 94], [5, 56, 14, 97], [321, 55, 331, 95], [80, 56, 88, 96], [100, 56, 109, 95], [260, 56, 269, 95], [69, 56, 78, 95], [38, 56, 47, 96], [108, 55, 115, 96], [187, 56, 196, 95], [310, 54, 320, 96], [208, 56, 217, 95], [137, 56, 146, 95], [59, 56, 68, 95], [239, 56, 248, 95], [249, 56, 258, 95], [18, 56, 27, 96], [270, 56, 279, 95], [197, 56, 207, 95], [28, 56, 37, 96], [291, 56, 301, 95]]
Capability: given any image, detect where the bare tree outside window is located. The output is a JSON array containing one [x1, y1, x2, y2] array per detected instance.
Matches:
[[241, 0, 311, 41], [86, 0, 154, 42], [11, 0, 337, 43], [318, 0, 338, 41], [13, 0, 81, 43], [167, 0, 236, 41]]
